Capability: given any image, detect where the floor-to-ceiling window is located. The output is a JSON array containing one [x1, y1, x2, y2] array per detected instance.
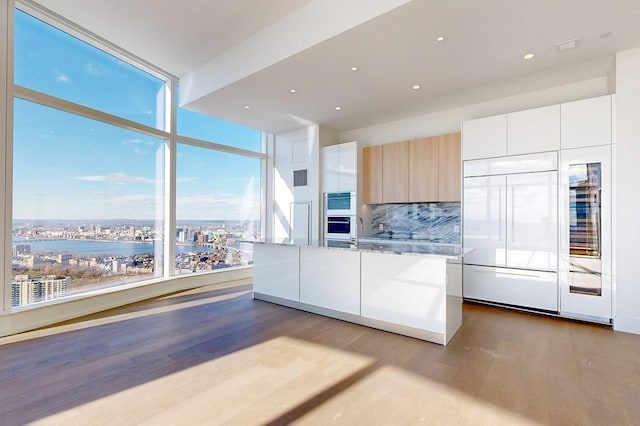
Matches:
[[9, 6, 264, 307], [174, 101, 263, 275]]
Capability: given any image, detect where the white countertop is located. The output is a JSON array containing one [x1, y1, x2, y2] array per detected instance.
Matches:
[[246, 238, 468, 260]]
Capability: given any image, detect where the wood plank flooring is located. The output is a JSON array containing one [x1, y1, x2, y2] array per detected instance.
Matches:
[[1, 279, 639, 425]]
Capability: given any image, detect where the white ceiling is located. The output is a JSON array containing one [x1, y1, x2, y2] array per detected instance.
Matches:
[[30, 0, 640, 134]]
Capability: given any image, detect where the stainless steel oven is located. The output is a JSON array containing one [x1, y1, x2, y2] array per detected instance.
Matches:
[[325, 216, 356, 241], [324, 192, 356, 241], [324, 192, 356, 216]]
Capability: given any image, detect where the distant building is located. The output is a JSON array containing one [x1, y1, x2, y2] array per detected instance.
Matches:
[[13, 244, 31, 256], [112, 259, 127, 274], [11, 275, 69, 306], [26, 255, 42, 269], [55, 254, 73, 265]]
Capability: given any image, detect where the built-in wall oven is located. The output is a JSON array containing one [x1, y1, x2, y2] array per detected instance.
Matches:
[[324, 192, 356, 241]]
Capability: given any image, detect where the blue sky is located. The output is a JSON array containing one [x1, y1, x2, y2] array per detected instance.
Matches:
[[13, 10, 261, 221]]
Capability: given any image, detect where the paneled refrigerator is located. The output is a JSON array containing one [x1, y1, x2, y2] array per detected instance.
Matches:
[[463, 152, 559, 312]]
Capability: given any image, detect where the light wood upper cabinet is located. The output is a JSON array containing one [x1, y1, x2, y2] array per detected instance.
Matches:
[[363, 132, 462, 204], [409, 136, 439, 202], [438, 132, 461, 201], [363, 145, 383, 204], [382, 141, 409, 203]]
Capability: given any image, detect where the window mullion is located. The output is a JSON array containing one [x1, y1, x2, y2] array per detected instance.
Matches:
[[14, 85, 170, 140], [164, 79, 177, 277], [1, 0, 15, 312]]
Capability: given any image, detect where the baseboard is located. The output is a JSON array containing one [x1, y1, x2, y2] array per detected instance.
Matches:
[[253, 292, 446, 345], [613, 316, 640, 335]]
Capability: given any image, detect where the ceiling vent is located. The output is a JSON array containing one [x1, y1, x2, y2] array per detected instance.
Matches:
[[557, 39, 579, 51]]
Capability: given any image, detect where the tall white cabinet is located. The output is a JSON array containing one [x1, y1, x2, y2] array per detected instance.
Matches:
[[462, 94, 614, 320], [323, 141, 357, 192]]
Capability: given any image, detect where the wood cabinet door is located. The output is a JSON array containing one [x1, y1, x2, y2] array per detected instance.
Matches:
[[438, 132, 461, 201], [382, 141, 408, 203], [408, 136, 439, 202], [363, 145, 383, 204]]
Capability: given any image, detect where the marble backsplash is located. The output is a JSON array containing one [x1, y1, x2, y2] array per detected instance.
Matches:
[[365, 202, 461, 244]]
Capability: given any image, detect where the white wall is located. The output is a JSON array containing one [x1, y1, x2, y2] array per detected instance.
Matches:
[[614, 48, 640, 334], [269, 125, 322, 242], [341, 77, 609, 146]]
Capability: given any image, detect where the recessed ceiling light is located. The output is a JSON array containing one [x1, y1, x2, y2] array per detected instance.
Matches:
[[436, 36, 445, 42], [244, 105, 250, 109], [290, 89, 296, 93], [335, 106, 342, 111], [412, 84, 421, 90], [523, 53, 535, 60], [351, 66, 358, 71]]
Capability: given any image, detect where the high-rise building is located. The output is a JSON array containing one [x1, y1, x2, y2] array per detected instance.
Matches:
[[11, 275, 69, 306]]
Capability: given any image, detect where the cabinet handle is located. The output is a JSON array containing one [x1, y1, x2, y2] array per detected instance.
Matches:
[[473, 268, 545, 279], [498, 186, 502, 241], [511, 186, 515, 243]]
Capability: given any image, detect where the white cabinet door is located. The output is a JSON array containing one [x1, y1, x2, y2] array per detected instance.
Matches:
[[561, 95, 612, 149], [507, 104, 560, 155], [299, 247, 361, 315], [462, 115, 507, 160], [463, 265, 558, 311], [253, 244, 299, 301], [323, 145, 340, 192], [361, 252, 446, 333], [463, 175, 506, 266], [339, 141, 357, 191], [506, 171, 558, 271]]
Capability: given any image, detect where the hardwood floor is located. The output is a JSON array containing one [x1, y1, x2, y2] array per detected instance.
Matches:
[[1, 280, 639, 425]]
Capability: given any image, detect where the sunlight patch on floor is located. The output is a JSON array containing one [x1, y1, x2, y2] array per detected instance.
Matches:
[[30, 336, 376, 425]]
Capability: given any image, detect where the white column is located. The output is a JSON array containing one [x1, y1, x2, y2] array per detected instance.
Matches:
[[614, 48, 640, 334], [1, 1, 14, 314]]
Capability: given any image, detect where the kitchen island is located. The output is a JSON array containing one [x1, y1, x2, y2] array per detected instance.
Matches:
[[250, 239, 464, 345]]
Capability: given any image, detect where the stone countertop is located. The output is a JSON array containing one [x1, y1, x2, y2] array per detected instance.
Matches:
[[246, 238, 468, 260]]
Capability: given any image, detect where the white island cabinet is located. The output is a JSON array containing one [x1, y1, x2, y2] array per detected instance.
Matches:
[[361, 252, 461, 343], [252, 240, 464, 345], [252, 244, 299, 302], [300, 247, 360, 315]]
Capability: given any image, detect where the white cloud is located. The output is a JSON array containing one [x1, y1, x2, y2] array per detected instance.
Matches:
[[53, 68, 70, 83], [85, 62, 101, 76], [109, 194, 159, 203], [176, 177, 197, 183], [122, 138, 144, 145], [132, 147, 148, 155], [74, 172, 154, 184]]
